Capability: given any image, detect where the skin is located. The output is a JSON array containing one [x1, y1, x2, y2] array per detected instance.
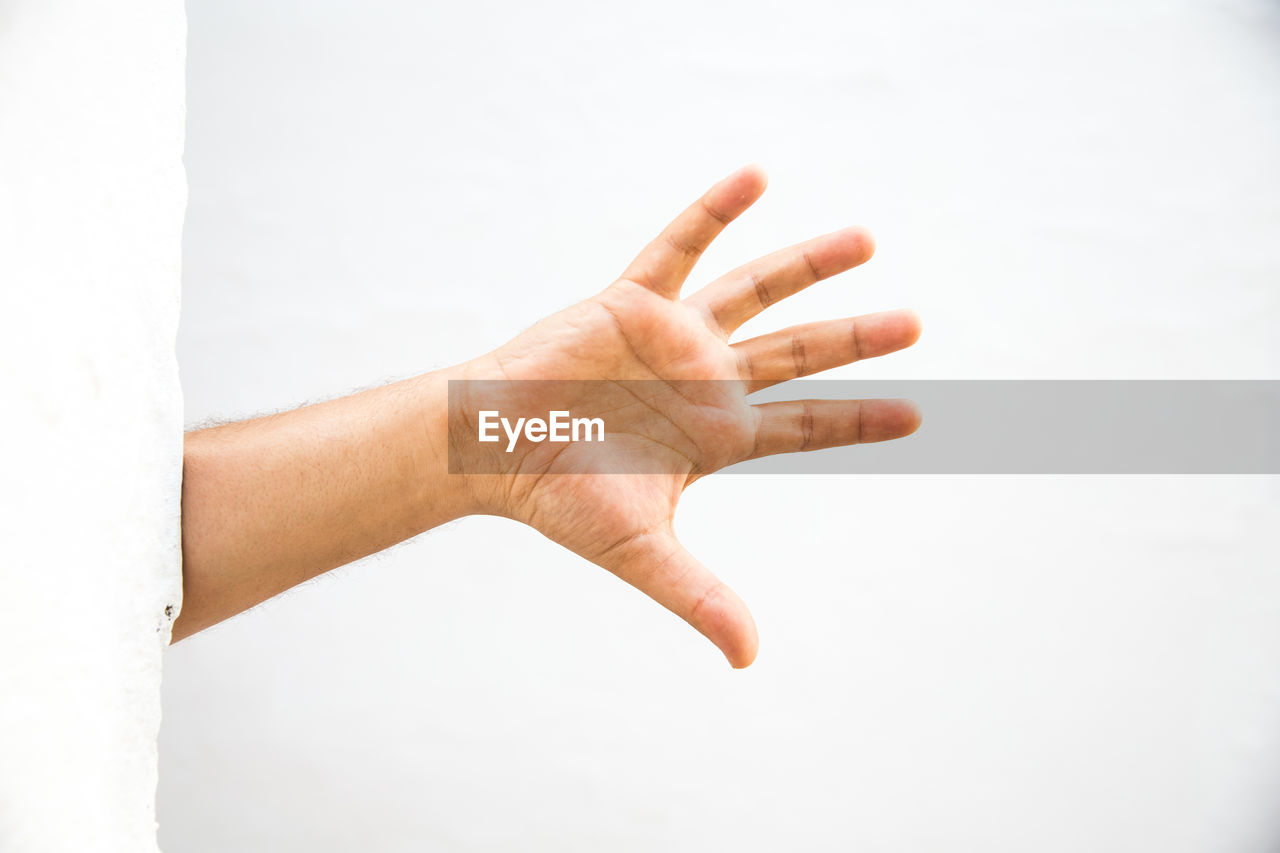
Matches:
[[177, 165, 922, 667]]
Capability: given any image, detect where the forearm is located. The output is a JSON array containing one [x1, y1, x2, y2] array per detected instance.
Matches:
[[174, 367, 477, 641]]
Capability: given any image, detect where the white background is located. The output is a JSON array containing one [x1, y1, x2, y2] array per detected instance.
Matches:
[[161, 1, 1280, 850], [1, 2, 185, 850]]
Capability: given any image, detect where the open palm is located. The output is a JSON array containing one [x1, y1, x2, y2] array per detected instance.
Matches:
[[456, 165, 921, 667]]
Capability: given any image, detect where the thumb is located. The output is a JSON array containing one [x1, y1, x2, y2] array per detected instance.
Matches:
[[608, 530, 759, 668]]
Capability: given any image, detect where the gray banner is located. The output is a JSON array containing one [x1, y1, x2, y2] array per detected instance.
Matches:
[[447, 380, 1280, 475]]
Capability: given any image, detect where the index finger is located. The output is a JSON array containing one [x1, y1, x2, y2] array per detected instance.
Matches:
[[619, 164, 768, 299]]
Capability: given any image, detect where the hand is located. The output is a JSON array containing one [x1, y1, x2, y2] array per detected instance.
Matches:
[[454, 165, 922, 667]]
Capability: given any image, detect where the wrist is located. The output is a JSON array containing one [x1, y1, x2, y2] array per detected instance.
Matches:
[[406, 357, 511, 522]]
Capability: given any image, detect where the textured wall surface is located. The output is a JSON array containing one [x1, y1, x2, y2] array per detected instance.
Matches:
[[163, 1, 1279, 850], [0, 2, 186, 851]]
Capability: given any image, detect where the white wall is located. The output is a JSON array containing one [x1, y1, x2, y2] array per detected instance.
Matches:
[[0, 2, 186, 851], [162, 1, 1280, 850]]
